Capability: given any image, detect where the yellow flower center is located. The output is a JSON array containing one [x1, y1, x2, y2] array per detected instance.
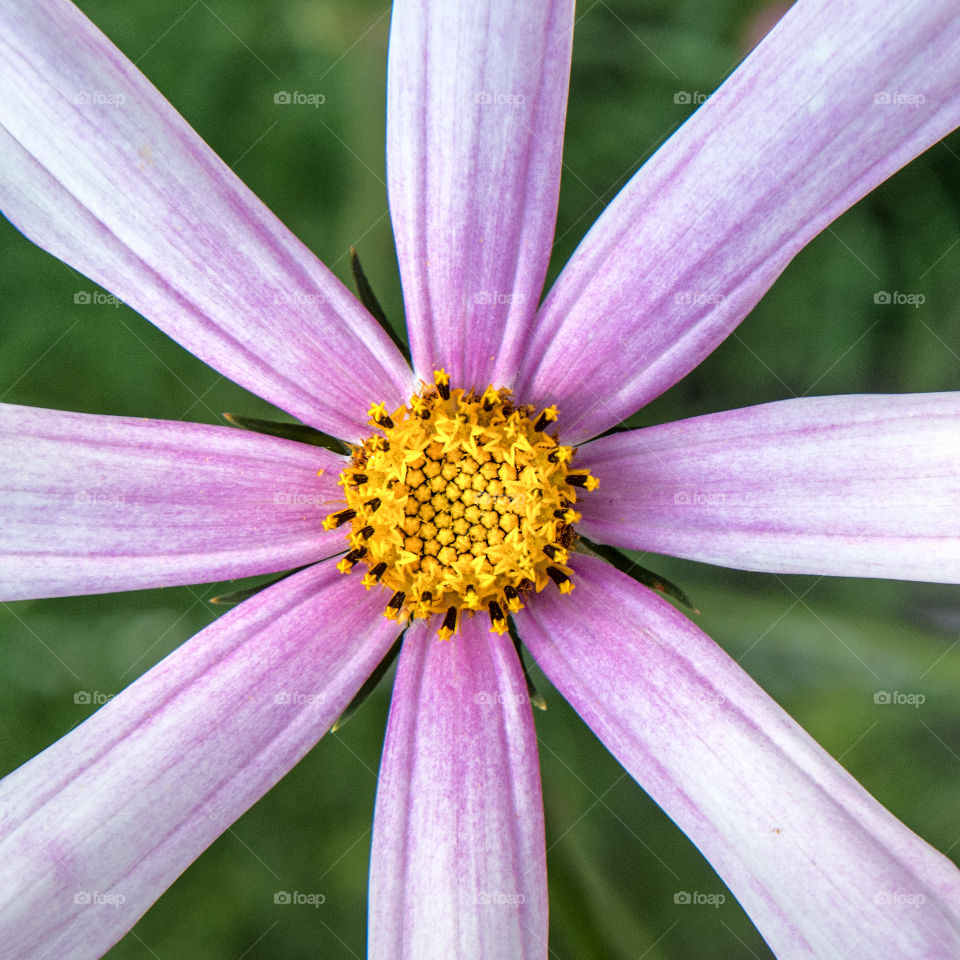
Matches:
[[323, 370, 598, 639]]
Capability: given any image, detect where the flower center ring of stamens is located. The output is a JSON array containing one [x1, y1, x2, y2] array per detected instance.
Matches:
[[323, 370, 598, 639]]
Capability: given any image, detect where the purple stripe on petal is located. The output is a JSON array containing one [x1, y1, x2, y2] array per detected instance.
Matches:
[[518, 556, 960, 959], [368, 616, 547, 959], [577, 393, 960, 582], [0, 404, 349, 600], [387, 0, 574, 392], [0, 561, 398, 960], [0, 0, 415, 442], [516, 0, 960, 442]]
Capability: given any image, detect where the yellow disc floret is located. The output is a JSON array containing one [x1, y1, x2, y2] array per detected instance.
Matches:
[[324, 370, 598, 638]]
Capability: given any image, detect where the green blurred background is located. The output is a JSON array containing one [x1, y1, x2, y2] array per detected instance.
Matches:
[[2, 0, 959, 957]]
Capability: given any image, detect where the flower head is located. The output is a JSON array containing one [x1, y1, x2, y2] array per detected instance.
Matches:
[[1, 0, 960, 958]]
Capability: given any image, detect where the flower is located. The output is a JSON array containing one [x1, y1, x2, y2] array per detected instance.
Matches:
[[1, 0, 960, 958]]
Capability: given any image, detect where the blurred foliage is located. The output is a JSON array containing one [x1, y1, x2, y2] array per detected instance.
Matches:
[[2, 0, 960, 958]]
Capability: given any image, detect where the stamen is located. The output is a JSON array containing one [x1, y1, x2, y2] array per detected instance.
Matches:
[[323, 507, 357, 530], [438, 605, 458, 641], [534, 406, 557, 432], [326, 377, 596, 636], [385, 590, 406, 620], [566, 472, 599, 490], [488, 600, 508, 635], [546, 566, 574, 593]]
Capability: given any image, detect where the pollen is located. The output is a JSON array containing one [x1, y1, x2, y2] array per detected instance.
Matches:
[[324, 370, 597, 638]]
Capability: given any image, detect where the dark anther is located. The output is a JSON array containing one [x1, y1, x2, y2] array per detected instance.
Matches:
[[371, 562, 387, 581], [333, 508, 357, 527], [352, 473, 368, 485], [346, 547, 368, 564], [437, 382, 450, 401], [387, 590, 406, 612], [567, 473, 590, 488], [534, 412, 551, 432], [366, 497, 382, 512], [543, 544, 559, 560], [442, 605, 458, 633], [546, 566, 570, 588], [488, 600, 505, 625], [359, 526, 374, 540]]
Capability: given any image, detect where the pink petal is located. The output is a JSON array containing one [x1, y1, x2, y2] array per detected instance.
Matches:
[[368, 616, 546, 959], [518, 556, 960, 958], [516, 0, 960, 442], [0, 561, 398, 960], [577, 393, 960, 582], [0, 0, 415, 442], [386, 0, 573, 391], [0, 404, 347, 600]]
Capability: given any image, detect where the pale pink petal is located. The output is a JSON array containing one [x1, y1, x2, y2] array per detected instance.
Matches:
[[387, 0, 573, 391], [0, 404, 346, 600], [0, 561, 399, 960], [368, 616, 546, 959], [0, 0, 415, 442], [577, 393, 960, 582], [516, 0, 960, 442], [518, 556, 960, 958]]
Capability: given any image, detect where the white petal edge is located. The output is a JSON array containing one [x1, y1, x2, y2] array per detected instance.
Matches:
[[0, 561, 399, 960], [0, 403, 348, 599], [0, 0, 414, 441], [368, 616, 547, 959], [518, 555, 960, 959], [577, 392, 960, 583]]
